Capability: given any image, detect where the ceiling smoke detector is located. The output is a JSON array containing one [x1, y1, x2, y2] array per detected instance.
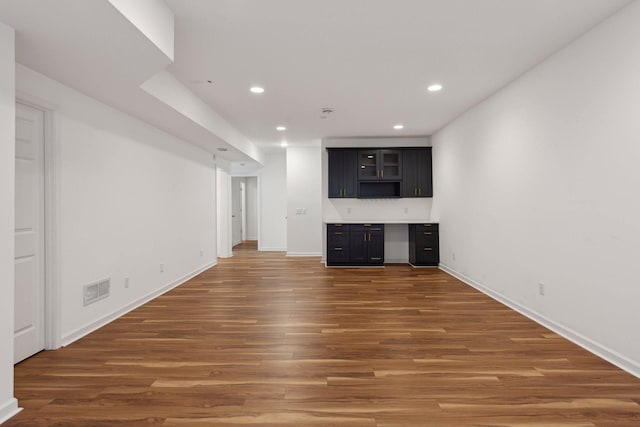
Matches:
[[321, 107, 334, 119]]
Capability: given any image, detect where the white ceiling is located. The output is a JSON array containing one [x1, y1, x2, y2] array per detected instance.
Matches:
[[0, 0, 633, 161], [165, 0, 631, 149]]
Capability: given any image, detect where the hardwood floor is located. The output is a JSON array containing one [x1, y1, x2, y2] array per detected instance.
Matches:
[[8, 243, 640, 426]]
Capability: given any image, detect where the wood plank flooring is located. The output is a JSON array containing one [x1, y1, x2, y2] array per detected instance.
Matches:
[[8, 241, 640, 426]]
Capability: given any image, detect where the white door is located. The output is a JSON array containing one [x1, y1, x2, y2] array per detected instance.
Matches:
[[231, 177, 242, 246], [14, 103, 45, 363]]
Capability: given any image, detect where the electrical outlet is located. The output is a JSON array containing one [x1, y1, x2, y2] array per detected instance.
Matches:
[[124, 277, 130, 289], [538, 282, 545, 296], [160, 263, 164, 273], [404, 207, 409, 214], [347, 207, 351, 214], [200, 250, 204, 257]]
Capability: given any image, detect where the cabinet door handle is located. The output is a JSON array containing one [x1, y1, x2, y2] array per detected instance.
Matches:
[[419, 187, 422, 196], [363, 233, 367, 241], [368, 233, 371, 241], [371, 257, 381, 261], [423, 232, 432, 235], [334, 232, 343, 235], [414, 188, 417, 196], [381, 170, 384, 178], [334, 247, 343, 251], [423, 247, 433, 251]]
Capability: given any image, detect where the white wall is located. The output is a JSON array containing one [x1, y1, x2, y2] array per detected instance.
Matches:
[[259, 152, 287, 251], [245, 177, 258, 240], [16, 65, 217, 346], [287, 146, 322, 256], [0, 21, 20, 424], [432, 1, 640, 376]]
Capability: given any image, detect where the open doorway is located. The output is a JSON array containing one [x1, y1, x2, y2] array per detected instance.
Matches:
[[231, 177, 258, 250]]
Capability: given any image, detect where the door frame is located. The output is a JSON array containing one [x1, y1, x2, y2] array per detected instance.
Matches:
[[240, 180, 247, 241], [16, 95, 61, 351]]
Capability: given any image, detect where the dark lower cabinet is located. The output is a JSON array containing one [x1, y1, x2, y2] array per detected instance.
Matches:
[[349, 224, 384, 265], [408, 223, 439, 266], [327, 224, 384, 266], [327, 224, 351, 265]]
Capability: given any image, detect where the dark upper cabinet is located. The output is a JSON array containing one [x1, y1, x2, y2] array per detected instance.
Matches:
[[328, 147, 429, 199], [357, 150, 402, 181], [328, 149, 357, 198], [402, 148, 433, 198]]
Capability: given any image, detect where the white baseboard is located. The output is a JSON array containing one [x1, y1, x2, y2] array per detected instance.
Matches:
[[286, 252, 322, 257], [385, 258, 409, 264], [439, 263, 640, 379], [61, 261, 216, 346], [259, 246, 287, 252], [0, 398, 21, 425]]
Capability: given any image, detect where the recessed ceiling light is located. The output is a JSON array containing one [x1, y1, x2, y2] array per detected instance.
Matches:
[[281, 141, 288, 147], [427, 84, 443, 92], [393, 124, 404, 130], [250, 86, 265, 94], [276, 126, 286, 131]]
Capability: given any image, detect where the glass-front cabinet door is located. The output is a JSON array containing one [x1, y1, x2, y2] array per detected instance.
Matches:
[[380, 149, 401, 180], [358, 150, 379, 180], [358, 149, 402, 180]]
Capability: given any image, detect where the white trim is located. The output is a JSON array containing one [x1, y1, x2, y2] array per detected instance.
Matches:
[[286, 252, 322, 257], [15, 91, 58, 111], [61, 261, 216, 346], [16, 98, 62, 351], [259, 247, 287, 252], [43, 109, 61, 350], [0, 398, 21, 424], [385, 258, 408, 264], [439, 263, 640, 379]]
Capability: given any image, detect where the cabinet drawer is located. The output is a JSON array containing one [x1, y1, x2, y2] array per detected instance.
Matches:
[[415, 231, 438, 246], [327, 245, 350, 264], [327, 223, 351, 232], [414, 223, 439, 232], [415, 246, 440, 265], [351, 223, 384, 232], [328, 232, 349, 246]]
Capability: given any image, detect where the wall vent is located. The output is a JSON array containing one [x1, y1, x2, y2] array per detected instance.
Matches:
[[84, 278, 110, 306]]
